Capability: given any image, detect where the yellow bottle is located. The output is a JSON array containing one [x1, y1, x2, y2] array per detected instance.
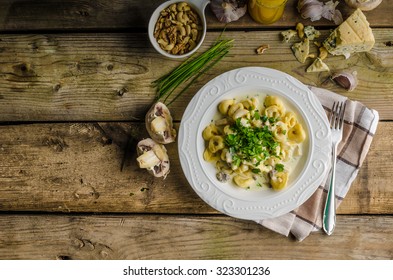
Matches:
[[248, 0, 288, 24]]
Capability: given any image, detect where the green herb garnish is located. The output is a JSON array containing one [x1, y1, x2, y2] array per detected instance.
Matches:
[[225, 118, 279, 164], [275, 164, 285, 172]]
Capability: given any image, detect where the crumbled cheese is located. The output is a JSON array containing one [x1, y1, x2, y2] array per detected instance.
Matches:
[[281, 29, 297, 43], [304, 26, 321, 40], [323, 9, 375, 58], [306, 58, 330, 73], [291, 38, 310, 63]]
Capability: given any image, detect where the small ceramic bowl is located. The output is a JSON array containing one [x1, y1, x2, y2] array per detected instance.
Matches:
[[148, 0, 210, 59]]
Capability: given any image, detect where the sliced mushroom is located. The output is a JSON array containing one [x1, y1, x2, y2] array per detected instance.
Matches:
[[136, 138, 170, 178], [216, 171, 231, 183], [145, 102, 176, 144]]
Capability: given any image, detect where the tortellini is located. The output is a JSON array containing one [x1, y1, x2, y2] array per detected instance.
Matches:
[[284, 111, 297, 128], [227, 102, 244, 118], [234, 174, 255, 189], [218, 99, 235, 115], [203, 95, 306, 191], [264, 96, 285, 116], [272, 121, 288, 142], [270, 171, 289, 190], [202, 123, 219, 141], [203, 148, 220, 162], [208, 135, 225, 153], [288, 123, 306, 143], [264, 105, 282, 119]]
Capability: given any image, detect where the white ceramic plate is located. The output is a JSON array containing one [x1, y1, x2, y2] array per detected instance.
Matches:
[[178, 67, 331, 220]]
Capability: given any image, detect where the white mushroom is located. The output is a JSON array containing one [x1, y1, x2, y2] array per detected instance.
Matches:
[[136, 138, 170, 178], [145, 102, 176, 144], [344, 0, 382, 11]]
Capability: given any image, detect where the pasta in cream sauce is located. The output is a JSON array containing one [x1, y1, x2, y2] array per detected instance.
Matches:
[[202, 95, 306, 191]]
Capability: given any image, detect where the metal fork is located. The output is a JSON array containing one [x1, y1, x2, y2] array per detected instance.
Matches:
[[323, 101, 346, 235]]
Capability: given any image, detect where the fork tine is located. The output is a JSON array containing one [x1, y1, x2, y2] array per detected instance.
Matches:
[[338, 101, 346, 129], [329, 102, 336, 127], [334, 102, 341, 129]]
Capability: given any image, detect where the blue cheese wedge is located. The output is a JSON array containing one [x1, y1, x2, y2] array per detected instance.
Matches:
[[281, 29, 297, 43], [291, 38, 310, 63], [306, 58, 330, 73], [304, 26, 320, 40], [323, 9, 375, 58]]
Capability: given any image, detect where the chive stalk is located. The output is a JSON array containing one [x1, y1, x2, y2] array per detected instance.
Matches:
[[152, 37, 234, 105]]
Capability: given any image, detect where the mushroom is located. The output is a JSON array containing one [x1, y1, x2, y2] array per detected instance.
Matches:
[[210, 0, 247, 23], [145, 102, 176, 144], [344, 0, 382, 11], [136, 138, 170, 178], [216, 171, 231, 183]]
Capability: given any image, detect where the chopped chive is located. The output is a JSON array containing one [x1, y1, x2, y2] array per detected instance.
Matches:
[[152, 36, 234, 105]]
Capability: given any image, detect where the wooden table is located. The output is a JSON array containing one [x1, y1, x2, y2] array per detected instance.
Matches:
[[0, 0, 392, 260]]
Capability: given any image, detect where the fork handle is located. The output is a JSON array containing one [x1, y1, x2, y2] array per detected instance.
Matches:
[[323, 145, 337, 235]]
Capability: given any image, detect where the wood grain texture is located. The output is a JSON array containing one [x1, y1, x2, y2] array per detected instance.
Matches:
[[0, 122, 391, 214], [0, 0, 391, 31], [0, 0, 391, 262], [0, 214, 392, 260], [1, 30, 392, 122]]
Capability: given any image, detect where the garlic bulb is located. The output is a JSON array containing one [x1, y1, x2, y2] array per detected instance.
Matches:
[[210, 0, 247, 23], [344, 0, 382, 11], [331, 70, 358, 91], [298, 0, 343, 24]]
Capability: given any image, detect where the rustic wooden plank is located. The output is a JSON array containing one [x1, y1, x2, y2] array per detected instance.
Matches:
[[0, 121, 391, 214], [0, 0, 391, 32], [1, 30, 392, 122], [0, 214, 391, 259]]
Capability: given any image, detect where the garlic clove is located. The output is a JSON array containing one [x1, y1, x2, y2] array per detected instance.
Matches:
[[322, 1, 343, 24], [299, 3, 324, 21], [297, 0, 323, 12], [210, 0, 247, 23], [298, 0, 343, 24], [344, 0, 382, 11], [331, 70, 358, 91], [297, 0, 323, 21]]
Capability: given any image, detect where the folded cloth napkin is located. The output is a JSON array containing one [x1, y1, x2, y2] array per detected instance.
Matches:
[[256, 86, 380, 241]]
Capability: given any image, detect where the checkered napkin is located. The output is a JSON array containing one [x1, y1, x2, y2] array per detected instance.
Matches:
[[256, 86, 380, 241]]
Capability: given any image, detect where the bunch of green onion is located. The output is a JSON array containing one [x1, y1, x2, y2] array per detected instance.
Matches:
[[152, 37, 234, 106]]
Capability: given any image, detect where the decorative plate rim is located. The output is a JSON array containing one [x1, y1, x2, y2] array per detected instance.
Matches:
[[178, 67, 331, 220]]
